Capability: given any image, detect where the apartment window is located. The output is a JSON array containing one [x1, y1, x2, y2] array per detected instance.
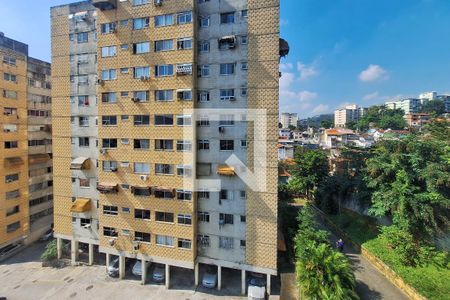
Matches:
[[198, 190, 210, 199], [155, 90, 173, 101], [240, 140, 248, 148], [133, 91, 149, 102], [79, 179, 90, 187], [177, 11, 192, 24], [176, 63, 192, 75], [121, 115, 129, 121], [220, 189, 233, 200], [177, 238, 191, 249], [102, 92, 117, 103], [135, 209, 151, 220], [101, 69, 117, 81], [219, 115, 235, 126], [80, 218, 91, 226], [154, 39, 173, 52], [102, 161, 118, 172], [4, 141, 18, 149], [102, 116, 117, 126], [176, 115, 192, 126], [154, 114, 173, 125], [120, 44, 129, 50], [133, 66, 150, 78], [219, 237, 234, 249], [6, 189, 20, 200], [241, 88, 248, 97], [155, 65, 173, 77], [198, 235, 210, 247], [133, 17, 150, 30], [3, 90, 17, 99], [101, 22, 116, 34], [220, 63, 235, 75], [155, 139, 173, 151], [155, 212, 174, 223], [220, 89, 235, 100], [133, 42, 150, 54], [134, 139, 150, 150], [176, 165, 192, 177], [198, 211, 210, 222], [3, 107, 17, 116], [120, 68, 129, 74], [177, 90, 192, 101], [240, 215, 246, 223], [155, 164, 174, 175], [198, 41, 210, 53], [198, 139, 210, 150], [177, 214, 192, 225], [176, 140, 192, 152], [77, 32, 88, 43], [154, 189, 174, 199], [134, 115, 150, 126], [197, 115, 210, 127], [135, 232, 151, 243], [176, 190, 192, 201], [103, 227, 118, 237], [6, 205, 20, 217], [103, 205, 118, 216], [6, 221, 21, 233], [78, 116, 89, 127], [156, 235, 174, 247], [3, 124, 17, 133], [5, 174, 19, 183], [197, 90, 210, 102], [3, 73, 17, 83], [241, 35, 248, 44], [3, 56, 16, 66], [133, 0, 148, 5], [221, 12, 235, 24], [199, 16, 210, 27], [177, 38, 192, 50], [134, 163, 150, 174], [133, 187, 151, 197], [120, 19, 129, 27], [102, 138, 118, 149], [240, 240, 246, 247], [197, 163, 211, 176], [101, 46, 117, 57], [77, 95, 89, 106], [198, 65, 210, 77], [220, 213, 234, 225], [79, 137, 90, 147], [122, 207, 130, 213], [155, 14, 174, 27], [241, 9, 248, 18], [220, 140, 234, 151]]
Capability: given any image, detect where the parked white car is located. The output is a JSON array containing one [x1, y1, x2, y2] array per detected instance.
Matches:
[[202, 272, 217, 288], [107, 258, 120, 277], [248, 285, 266, 300], [152, 265, 165, 283]]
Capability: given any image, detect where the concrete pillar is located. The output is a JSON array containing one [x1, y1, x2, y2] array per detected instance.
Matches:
[[56, 238, 62, 259], [106, 253, 110, 271], [241, 269, 246, 295], [267, 274, 271, 295], [119, 255, 125, 279], [88, 243, 94, 265], [217, 265, 222, 291], [194, 262, 199, 287], [165, 264, 170, 289], [70, 239, 79, 265], [141, 259, 147, 285]]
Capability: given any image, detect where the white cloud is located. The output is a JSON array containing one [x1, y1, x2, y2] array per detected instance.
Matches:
[[312, 104, 330, 114], [279, 72, 295, 90], [359, 65, 389, 82], [297, 61, 319, 80], [363, 91, 380, 101], [280, 63, 294, 71], [280, 19, 289, 26]]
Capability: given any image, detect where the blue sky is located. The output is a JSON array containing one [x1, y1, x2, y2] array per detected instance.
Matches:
[[1, 0, 449, 117]]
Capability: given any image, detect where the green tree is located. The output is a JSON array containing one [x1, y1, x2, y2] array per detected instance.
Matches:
[[41, 240, 57, 262], [356, 105, 406, 131], [320, 119, 334, 129], [288, 148, 329, 200], [365, 136, 450, 239], [421, 100, 445, 116], [288, 124, 297, 131], [425, 119, 450, 141]]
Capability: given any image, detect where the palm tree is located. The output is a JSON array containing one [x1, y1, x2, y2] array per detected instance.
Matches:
[[296, 242, 359, 300]]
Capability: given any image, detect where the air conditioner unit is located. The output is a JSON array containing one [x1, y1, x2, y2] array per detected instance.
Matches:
[[140, 175, 148, 181], [99, 148, 108, 154], [131, 98, 140, 102], [133, 242, 140, 251], [229, 96, 236, 101], [4, 112, 11, 116], [97, 79, 104, 85], [110, 167, 118, 172], [219, 126, 225, 133], [83, 224, 91, 229], [108, 239, 115, 246], [5, 179, 13, 183], [154, 0, 162, 6], [221, 96, 235, 101], [140, 76, 149, 81]]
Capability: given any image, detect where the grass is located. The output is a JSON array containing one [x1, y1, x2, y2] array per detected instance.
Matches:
[[327, 209, 450, 300]]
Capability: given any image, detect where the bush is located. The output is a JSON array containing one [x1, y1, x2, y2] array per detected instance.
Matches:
[[41, 240, 57, 262]]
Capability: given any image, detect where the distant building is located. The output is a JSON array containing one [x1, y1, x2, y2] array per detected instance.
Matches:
[[404, 113, 431, 127], [334, 105, 367, 128], [386, 98, 421, 114], [280, 112, 298, 128], [420, 91, 450, 113]]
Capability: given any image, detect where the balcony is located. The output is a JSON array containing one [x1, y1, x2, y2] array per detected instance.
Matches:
[[4, 156, 24, 168], [97, 182, 119, 194], [92, 0, 117, 10], [71, 198, 91, 213], [70, 157, 90, 170]]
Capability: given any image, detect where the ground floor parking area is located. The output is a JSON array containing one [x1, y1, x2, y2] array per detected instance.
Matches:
[[0, 242, 280, 300]]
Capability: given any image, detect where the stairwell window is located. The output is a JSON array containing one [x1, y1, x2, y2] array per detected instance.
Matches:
[[77, 32, 88, 43], [133, 42, 150, 54], [199, 16, 210, 27], [78, 95, 90, 106], [155, 14, 174, 27], [79, 137, 90, 147], [197, 90, 210, 102]]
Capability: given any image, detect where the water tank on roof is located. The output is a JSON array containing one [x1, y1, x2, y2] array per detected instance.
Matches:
[[92, 0, 117, 10], [279, 38, 290, 59]]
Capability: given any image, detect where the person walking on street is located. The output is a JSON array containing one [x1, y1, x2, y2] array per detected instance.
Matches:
[[336, 238, 345, 252]]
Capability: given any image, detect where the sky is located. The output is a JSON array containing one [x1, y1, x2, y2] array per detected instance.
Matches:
[[1, 0, 450, 118]]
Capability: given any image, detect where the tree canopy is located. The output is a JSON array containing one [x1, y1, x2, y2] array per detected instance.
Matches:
[[421, 100, 445, 116], [354, 105, 406, 131]]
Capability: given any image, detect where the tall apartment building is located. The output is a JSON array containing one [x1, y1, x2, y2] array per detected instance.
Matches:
[[385, 98, 421, 114], [280, 112, 298, 129], [0, 33, 53, 259], [51, 0, 280, 295], [334, 104, 367, 128]]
